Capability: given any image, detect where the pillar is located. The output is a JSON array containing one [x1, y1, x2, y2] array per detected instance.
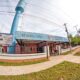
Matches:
[[44, 45, 50, 59]]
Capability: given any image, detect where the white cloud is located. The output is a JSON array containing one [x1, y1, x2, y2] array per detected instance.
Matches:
[[0, 0, 80, 37]]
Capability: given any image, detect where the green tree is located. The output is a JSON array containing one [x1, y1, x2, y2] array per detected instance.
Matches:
[[71, 36, 80, 45]]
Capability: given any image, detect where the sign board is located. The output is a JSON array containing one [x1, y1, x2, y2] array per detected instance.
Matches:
[[0, 34, 13, 46]]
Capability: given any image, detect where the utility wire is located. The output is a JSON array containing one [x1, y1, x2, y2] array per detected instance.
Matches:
[[0, 0, 75, 34], [0, 0, 75, 23]]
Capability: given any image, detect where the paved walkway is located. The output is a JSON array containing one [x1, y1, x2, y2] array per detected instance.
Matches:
[[0, 47, 80, 75]]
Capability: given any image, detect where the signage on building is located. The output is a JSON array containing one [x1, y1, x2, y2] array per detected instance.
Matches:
[[0, 34, 13, 45]]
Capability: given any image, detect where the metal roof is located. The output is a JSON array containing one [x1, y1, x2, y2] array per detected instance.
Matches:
[[15, 31, 69, 42]]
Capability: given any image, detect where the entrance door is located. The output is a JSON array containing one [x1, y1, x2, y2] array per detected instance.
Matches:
[[49, 45, 54, 56], [24, 47, 31, 53], [3, 46, 7, 53], [49, 44, 57, 56]]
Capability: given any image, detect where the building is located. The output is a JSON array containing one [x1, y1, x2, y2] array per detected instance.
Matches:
[[0, 0, 69, 62], [0, 31, 69, 62], [0, 31, 69, 55]]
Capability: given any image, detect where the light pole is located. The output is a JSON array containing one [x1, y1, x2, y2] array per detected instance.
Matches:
[[64, 23, 72, 51]]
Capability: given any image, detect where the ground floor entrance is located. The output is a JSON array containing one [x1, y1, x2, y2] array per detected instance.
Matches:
[[0, 46, 7, 53], [0, 39, 69, 55], [15, 39, 69, 55]]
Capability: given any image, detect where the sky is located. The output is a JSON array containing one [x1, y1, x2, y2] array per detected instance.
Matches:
[[0, 0, 80, 37]]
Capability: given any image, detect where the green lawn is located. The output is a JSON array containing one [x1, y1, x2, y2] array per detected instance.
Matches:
[[61, 50, 72, 55], [61, 48, 77, 55], [74, 52, 80, 56], [0, 61, 80, 80], [0, 58, 48, 66]]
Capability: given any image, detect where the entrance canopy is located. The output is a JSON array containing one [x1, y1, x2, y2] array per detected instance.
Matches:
[[16, 31, 69, 42]]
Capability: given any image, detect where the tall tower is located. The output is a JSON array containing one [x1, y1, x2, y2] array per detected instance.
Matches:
[[9, 0, 27, 53]]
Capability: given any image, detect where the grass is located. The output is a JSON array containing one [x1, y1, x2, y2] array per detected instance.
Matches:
[[0, 61, 80, 80], [0, 58, 48, 66], [74, 52, 80, 56], [61, 50, 72, 55], [61, 48, 78, 55]]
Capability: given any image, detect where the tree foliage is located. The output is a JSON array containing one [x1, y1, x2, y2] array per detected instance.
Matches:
[[71, 36, 80, 45]]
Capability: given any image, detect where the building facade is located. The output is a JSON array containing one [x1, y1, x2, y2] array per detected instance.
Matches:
[[0, 31, 69, 56]]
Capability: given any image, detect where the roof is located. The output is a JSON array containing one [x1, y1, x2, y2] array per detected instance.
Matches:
[[15, 31, 69, 42]]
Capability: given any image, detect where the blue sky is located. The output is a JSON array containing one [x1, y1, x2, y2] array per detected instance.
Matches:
[[0, 0, 80, 37]]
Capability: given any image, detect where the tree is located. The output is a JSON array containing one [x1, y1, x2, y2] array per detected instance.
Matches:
[[71, 36, 80, 45]]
